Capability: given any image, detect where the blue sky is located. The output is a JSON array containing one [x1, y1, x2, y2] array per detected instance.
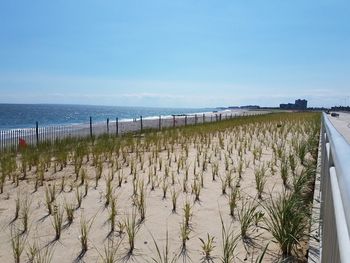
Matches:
[[0, 0, 349, 108]]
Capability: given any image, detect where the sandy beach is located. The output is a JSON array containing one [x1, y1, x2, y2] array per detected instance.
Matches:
[[0, 112, 319, 263]]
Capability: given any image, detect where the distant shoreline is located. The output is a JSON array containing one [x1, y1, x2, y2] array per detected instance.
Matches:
[[0, 109, 267, 150], [0, 104, 218, 130], [1, 108, 250, 131]]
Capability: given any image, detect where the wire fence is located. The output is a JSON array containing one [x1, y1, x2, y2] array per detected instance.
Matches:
[[0, 111, 262, 152]]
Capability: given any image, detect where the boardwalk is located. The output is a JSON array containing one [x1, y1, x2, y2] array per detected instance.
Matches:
[[327, 112, 350, 144]]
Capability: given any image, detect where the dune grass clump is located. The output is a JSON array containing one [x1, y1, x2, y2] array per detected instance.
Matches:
[[296, 141, 307, 165], [199, 233, 215, 262], [52, 204, 64, 240], [105, 176, 113, 207], [237, 160, 244, 178], [33, 245, 55, 263], [162, 178, 168, 199], [14, 193, 21, 221], [151, 229, 177, 263], [220, 215, 239, 263], [84, 180, 89, 198], [26, 239, 39, 262], [125, 210, 139, 255], [280, 159, 289, 187], [95, 159, 103, 188], [264, 192, 308, 258], [64, 201, 75, 226], [21, 197, 31, 233], [171, 188, 179, 213], [132, 177, 139, 197], [80, 168, 86, 186], [182, 178, 187, 193], [238, 199, 258, 240], [99, 239, 121, 263], [117, 171, 123, 187], [192, 179, 201, 202], [37, 162, 45, 187], [179, 220, 191, 252], [0, 172, 5, 194], [211, 163, 219, 181], [59, 176, 65, 193], [12, 224, 32, 263], [183, 201, 192, 229], [228, 187, 239, 217], [10, 227, 26, 263], [289, 154, 296, 175], [44, 184, 56, 215], [75, 186, 83, 209], [117, 220, 125, 237], [136, 180, 146, 222], [79, 214, 94, 253], [254, 165, 267, 199], [73, 151, 83, 182], [108, 196, 117, 233], [220, 176, 227, 195], [0, 153, 17, 193]]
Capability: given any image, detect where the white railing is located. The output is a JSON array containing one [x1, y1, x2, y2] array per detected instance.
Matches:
[[320, 112, 350, 262]]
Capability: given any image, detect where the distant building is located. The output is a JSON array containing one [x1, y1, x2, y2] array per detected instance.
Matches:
[[280, 99, 307, 110], [280, 103, 295, 110], [295, 99, 307, 110], [240, 105, 260, 109], [331, 106, 350, 112]]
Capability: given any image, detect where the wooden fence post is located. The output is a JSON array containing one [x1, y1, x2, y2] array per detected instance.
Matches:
[[107, 118, 109, 134], [173, 115, 175, 128], [89, 117, 93, 138], [203, 113, 205, 123], [140, 116, 143, 132], [159, 115, 161, 131], [185, 115, 187, 126], [116, 118, 119, 136], [36, 121, 39, 145], [195, 114, 197, 125]]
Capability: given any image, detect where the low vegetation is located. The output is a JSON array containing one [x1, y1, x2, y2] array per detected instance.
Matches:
[[0, 112, 320, 262]]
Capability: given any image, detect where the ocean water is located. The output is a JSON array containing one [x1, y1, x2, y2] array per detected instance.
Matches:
[[0, 104, 216, 130]]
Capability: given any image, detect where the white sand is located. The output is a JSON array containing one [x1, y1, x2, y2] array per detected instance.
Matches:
[[0, 114, 312, 263]]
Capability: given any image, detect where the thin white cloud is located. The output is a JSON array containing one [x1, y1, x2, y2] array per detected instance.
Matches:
[[119, 93, 186, 99]]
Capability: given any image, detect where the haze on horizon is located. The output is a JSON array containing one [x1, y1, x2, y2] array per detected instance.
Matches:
[[0, 0, 349, 108]]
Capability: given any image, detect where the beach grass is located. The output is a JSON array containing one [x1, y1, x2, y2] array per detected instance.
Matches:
[[0, 111, 321, 262]]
